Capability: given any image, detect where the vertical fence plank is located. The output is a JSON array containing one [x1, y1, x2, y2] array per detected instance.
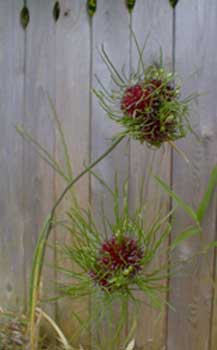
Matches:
[[23, 0, 56, 317], [91, 0, 130, 222], [55, 1, 91, 346], [168, 1, 217, 349], [91, 0, 130, 347], [130, 1, 172, 349], [0, 1, 25, 310]]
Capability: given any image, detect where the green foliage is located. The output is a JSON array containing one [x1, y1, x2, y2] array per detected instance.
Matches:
[[0, 311, 27, 349], [17, 96, 124, 349], [0, 308, 73, 350], [155, 176, 199, 224], [155, 166, 217, 226], [170, 226, 201, 251], [196, 166, 217, 222], [54, 170, 217, 340], [17, 93, 217, 348], [57, 177, 173, 303]]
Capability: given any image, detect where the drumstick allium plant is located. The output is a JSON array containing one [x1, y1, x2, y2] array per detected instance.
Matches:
[[54, 169, 217, 349], [17, 101, 217, 348], [16, 35, 204, 349]]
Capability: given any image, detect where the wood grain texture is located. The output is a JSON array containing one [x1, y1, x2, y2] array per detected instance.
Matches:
[[0, 0, 25, 310], [167, 1, 217, 350], [91, 0, 130, 224], [23, 0, 56, 317], [91, 0, 130, 347], [55, 0, 91, 346], [130, 1, 172, 349]]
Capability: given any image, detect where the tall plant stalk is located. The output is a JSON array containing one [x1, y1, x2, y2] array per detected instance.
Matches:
[[28, 134, 125, 350]]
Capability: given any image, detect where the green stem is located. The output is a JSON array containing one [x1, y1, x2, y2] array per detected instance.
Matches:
[[29, 134, 125, 349]]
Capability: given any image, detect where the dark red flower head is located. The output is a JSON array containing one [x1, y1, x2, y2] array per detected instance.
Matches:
[[120, 79, 178, 146], [121, 84, 153, 118], [89, 235, 144, 291]]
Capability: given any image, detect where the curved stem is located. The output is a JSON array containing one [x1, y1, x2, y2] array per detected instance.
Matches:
[[29, 134, 125, 349], [51, 135, 125, 215]]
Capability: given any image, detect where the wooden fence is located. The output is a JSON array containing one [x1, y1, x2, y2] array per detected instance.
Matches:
[[0, 0, 217, 349]]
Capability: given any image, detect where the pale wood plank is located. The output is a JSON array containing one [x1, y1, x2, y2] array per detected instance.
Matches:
[[91, 0, 130, 348], [130, 1, 173, 349], [23, 0, 56, 318], [55, 1, 91, 346], [168, 1, 217, 349], [91, 0, 130, 224], [0, 0, 25, 310]]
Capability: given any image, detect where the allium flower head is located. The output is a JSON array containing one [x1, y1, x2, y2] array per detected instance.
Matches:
[[58, 177, 175, 307], [90, 235, 144, 291], [94, 43, 196, 148]]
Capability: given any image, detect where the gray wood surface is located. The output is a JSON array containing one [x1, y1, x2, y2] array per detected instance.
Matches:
[[55, 0, 91, 346], [130, 1, 172, 349], [0, 0, 25, 310], [167, 1, 217, 350], [23, 0, 56, 318], [91, 0, 130, 347]]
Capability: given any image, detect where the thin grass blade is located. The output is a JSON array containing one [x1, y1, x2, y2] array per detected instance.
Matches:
[[196, 166, 217, 222]]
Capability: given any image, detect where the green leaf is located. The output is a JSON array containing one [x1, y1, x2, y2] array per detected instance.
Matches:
[[169, 0, 179, 8], [155, 176, 199, 225], [204, 241, 217, 252], [47, 95, 74, 182], [196, 166, 217, 223], [170, 226, 201, 251]]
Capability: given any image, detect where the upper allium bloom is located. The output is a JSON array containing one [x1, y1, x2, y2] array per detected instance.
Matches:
[[89, 235, 144, 291], [120, 79, 178, 146], [94, 45, 194, 148]]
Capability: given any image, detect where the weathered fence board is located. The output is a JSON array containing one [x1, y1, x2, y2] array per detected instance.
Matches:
[[55, 0, 91, 346], [91, 0, 130, 346], [91, 0, 130, 226], [130, 1, 172, 349], [23, 0, 56, 319], [168, 1, 217, 350], [0, 0, 25, 310], [0, 1, 217, 349]]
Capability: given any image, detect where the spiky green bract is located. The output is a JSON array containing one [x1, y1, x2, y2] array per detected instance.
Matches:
[[93, 40, 196, 148]]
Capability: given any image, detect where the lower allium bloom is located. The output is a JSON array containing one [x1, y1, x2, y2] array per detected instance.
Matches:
[[89, 235, 144, 291]]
